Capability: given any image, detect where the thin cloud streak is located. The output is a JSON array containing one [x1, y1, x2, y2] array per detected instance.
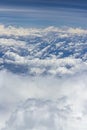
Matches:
[[0, 7, 87, 28]]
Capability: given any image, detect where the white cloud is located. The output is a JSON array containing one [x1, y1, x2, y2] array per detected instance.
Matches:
[[0, 24, 87, 38], [0, 38, 25, 47], [0, 24, 41, 37], [0, 25, 87, 129], [3, 57, 87, 76], [67, 28, 87, 35], [0, 70, 87, 130]]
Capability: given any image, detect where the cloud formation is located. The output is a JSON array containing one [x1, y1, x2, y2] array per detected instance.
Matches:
[[0, 71, 87, 130], [0, 70, 87, 130], [0, 25, 87, 76], [0, 25, 87, 130]]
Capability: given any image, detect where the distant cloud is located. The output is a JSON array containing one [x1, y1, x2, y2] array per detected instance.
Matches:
[[0, 25, 87, 37], [0, 25, 87, 76]]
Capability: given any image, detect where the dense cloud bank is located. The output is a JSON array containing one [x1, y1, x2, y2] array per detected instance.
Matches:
[[0, 25, 87, 129], [0, 71, 87, 130], [0, 25, 87, 76], [4, 97, 87, 130]]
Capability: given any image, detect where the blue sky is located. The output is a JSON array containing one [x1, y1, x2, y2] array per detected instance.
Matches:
[[0, 0, 87, 28], [0, 7, 87, 28]]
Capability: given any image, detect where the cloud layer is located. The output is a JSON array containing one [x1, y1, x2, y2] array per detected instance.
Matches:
[[0, 70, 87, 130], [0, 25, 87, 76], [1, 73, 87, 130], [0, 25, 87, 130]]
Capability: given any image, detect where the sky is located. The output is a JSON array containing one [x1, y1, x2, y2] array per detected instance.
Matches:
[[0, 0, 87, 130], [0, 0, 87, 9], [0, 0, 87, 28], [0, 23, 87, 130]]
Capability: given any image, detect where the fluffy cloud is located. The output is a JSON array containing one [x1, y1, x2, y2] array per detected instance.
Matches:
[[0, 25, 87, 130], [0, 24, 87, 38], [0, 25, 87, 76], [0, 24, 41, 37], [0, 70, 87, 130], [2, 99, 72, 130], [4, 97, 87, 130]]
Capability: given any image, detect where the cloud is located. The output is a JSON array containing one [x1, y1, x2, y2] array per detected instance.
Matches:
[[0, 24, 87, 37], [0, 25, 87, 76], [2, 99, 72, 130], [0, 25, 87, 129], [0, 70, 87, 129], [4, 97, 87, 130]]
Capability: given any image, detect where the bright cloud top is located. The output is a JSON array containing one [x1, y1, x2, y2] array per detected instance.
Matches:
[[0, 25, 87, 37], [0, 25, 87, 76], [0, 71, 87, 130], [0, 24, 87, 130], [0, 71, 86, 130]]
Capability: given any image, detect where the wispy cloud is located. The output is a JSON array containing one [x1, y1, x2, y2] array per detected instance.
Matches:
[[0, 7, 87, 28]]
